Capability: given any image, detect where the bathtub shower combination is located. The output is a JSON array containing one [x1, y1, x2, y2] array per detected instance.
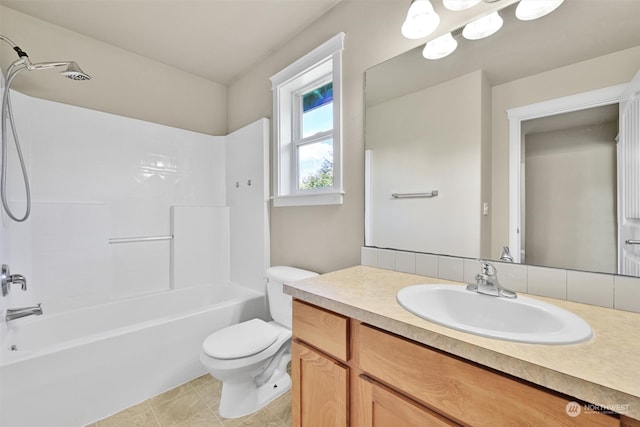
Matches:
[[0, 38, 271, 426], [0, 284, 266, 427]]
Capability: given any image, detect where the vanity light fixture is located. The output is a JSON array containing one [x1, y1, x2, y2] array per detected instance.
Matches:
[[401, 0, 441, 40], [422, 32, 458, 59], [442, 0, 480, 11], [407, 0, 566, 61], [462, 10, 503, 40], [515, 0, 565, 21]]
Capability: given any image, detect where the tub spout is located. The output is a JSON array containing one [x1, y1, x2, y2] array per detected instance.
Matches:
[[6, 303, 43, 321]]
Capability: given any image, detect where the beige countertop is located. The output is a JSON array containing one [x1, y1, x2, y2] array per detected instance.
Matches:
[[284, 265, 640, 420]]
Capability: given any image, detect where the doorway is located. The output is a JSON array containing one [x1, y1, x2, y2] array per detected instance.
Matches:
[[521, 106, 618, 273]]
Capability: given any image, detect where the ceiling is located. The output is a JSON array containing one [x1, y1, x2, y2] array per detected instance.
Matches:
[[2, 0, 343, 85]]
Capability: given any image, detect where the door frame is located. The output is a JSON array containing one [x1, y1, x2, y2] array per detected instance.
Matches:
[[507, 83, 629, 263]]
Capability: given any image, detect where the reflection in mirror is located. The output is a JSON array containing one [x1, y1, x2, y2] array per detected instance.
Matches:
[[521, 105, 618, 274], [365, 0, 640, 276]]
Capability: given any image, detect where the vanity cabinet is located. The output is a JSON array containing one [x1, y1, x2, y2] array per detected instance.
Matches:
[[292, 299, 626, 427], [292, 300, 349, 426], [353, 322, 617, 427]]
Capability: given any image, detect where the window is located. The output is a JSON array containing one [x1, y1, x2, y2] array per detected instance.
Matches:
[[271, 33, 345, 206]]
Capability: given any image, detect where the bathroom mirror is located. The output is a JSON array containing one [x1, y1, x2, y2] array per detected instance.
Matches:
[[365, 0, 640, 276]]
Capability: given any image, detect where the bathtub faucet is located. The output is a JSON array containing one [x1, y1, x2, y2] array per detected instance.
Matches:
[[6, 303, 43, 321]]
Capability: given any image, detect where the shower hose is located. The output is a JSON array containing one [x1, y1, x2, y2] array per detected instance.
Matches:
[[1, 63, 32, 222]]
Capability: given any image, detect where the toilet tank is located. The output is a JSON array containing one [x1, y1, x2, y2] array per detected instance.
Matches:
[[265, 266, 318, 329]]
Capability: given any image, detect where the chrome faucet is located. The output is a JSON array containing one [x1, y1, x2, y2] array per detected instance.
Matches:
[[466, 261, 517, 299], [499, 246, 514, 263], [2, 264, 27, 296], [6, 303, 43, 321]]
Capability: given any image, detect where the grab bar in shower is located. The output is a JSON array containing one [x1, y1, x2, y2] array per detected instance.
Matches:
[[391, 190, 439, 199], [108, 235, 174, 244]]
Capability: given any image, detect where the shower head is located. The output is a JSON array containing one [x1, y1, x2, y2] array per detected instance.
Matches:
[[7, 59, 91, 82], [1, 34, 91, 81], [29, 60, 91, 80], [60, 62, 91, 81]]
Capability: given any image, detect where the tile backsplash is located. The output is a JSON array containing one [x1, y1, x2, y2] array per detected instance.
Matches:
[[361, 247, 640, 314]]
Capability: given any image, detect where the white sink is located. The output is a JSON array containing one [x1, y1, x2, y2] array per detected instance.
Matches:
[[396, 284, 592, 344]]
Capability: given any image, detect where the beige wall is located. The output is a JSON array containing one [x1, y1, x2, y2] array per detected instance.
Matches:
[[227, 1, 515, 274], [227, 2, 421, 273], [524, 122, 617, 273], [0, 6, 227, 135], [0, 1, 428, 275], [480, 69, 492, 258], [0, 1, 515, 275]]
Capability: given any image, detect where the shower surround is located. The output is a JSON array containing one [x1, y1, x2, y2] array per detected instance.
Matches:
[[0, 90, 270, 425]]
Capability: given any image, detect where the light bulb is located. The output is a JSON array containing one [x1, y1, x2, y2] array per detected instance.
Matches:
[[442, 0, 480, 11], [516, 0, 565, 21], [401, 0, 440, 40], [462, 11, 503, 40], [422, 32, 458, 60]]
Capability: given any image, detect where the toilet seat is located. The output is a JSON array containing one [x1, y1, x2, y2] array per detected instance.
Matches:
[[199, 266, 317, 419], [203, 319, 281, 360]]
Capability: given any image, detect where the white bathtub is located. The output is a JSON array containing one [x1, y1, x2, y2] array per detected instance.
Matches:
[[0, 283, 266, 427]]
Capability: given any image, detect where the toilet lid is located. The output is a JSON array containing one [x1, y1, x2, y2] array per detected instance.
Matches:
[[203, 318, 280, 360]]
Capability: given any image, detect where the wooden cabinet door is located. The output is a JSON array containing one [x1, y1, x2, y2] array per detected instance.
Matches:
[[622, 416, 640, 427], [292, 341, 349, 427], [355, 375, 458, 427], [355, 323, 620, 427]]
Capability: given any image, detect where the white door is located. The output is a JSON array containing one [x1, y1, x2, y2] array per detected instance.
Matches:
[[618, 70, 640, 276]]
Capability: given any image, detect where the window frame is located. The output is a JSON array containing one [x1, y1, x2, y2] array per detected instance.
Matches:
[[270, 33, 345, 207]]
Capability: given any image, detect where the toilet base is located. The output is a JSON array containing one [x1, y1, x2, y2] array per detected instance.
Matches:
[[218, 366, 291, 419]]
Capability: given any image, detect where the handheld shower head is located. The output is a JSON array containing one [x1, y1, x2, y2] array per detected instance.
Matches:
[[17, 60, 91, 81], [1, 34, 91, 81], [1, 34, 91, 222], [60, 62, 91, 81]]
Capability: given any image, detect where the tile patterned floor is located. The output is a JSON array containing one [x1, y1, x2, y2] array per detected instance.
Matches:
[[86, 374, 291, 427]]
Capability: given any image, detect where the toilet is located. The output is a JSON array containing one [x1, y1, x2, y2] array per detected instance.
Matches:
[[200, 266, 318, 419]]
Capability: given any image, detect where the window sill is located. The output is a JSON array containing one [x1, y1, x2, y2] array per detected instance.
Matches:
[[272, 191, 344, 207]]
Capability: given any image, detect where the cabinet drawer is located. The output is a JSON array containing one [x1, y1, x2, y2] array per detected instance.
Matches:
[[355, 323, 618, 427], [293, 299, 349, 362]]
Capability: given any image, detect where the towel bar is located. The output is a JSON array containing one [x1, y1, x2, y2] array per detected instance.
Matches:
[[391, 190, 438, 199], [108, 235, 174, 244]]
